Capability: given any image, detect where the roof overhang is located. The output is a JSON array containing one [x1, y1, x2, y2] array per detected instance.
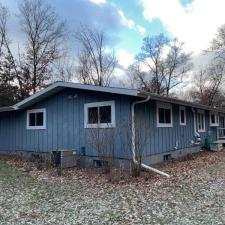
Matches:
[[0, 106, 15, 112], [139, 92, 225, 113], [0, 81, 225, 114], [11, 82, 139, 110]]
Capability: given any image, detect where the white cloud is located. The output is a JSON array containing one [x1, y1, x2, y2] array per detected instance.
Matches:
[[114, 68, 126, 77], [117, 9, 146, 35], [118, 10, 135, 29], [89, 0, 106, 5], [116, 49, 135, 69], [136, 25, 146, 35], [140, 0, 225, 54]]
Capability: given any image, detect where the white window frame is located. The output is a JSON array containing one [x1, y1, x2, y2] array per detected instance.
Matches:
[[179, 106, 186, 126], [156, 102, 173, 128], [27, 108, 46, 130], [210, 111, 219, 127], [197, 110, 205, 132], [84, 101, 115, 129]]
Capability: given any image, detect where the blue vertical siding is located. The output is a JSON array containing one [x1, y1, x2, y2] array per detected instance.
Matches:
[[0, 89, 220, 160], [135, 100, 218, 157], [0, 89, 133, 159]]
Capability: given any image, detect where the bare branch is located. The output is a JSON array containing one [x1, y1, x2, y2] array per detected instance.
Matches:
[[74, 25, 117, 86], [134, 34, 192, 96]]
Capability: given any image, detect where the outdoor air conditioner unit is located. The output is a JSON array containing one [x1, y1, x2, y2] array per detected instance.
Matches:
[[51, 149, 77, 168]]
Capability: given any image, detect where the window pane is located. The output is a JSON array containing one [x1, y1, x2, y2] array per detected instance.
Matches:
[[165, 109, 171, 123], [201, 114, 204, 130], [88, 107, 98, 124], [197, 113, 201, 130], [99, 106, 111, 123], [181, 110, 185, 123], [29, 113, 36, 126], [211, 114, 215, 124], [158, 108, 164, 123], [36, 112, 44, 126]]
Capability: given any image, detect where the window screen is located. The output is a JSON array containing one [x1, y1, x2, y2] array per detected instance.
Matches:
[[88, 107, 98, 124], [85, 101, 114, 128], [180, 110, 185, 123], [27, 109, 46, 129], [29, 113, 36, 126], [158, 107, 171, 124], [197, 111, 205, 131], [211, 114, 215, 124], [99, 106, 111, 123]]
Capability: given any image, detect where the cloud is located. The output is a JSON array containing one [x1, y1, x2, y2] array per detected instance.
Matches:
[[140, 0, 225, 54], [117, 9, 146, 35], [116, 49, 135, 69], [89, 0, 106, 5], [136, 25, 146, 35]]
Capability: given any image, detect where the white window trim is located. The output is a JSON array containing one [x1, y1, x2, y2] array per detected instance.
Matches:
[[179, 106, 186, 126], [27, 108, 47, 130], [84, 101, 115, 129], [156, 102, 173, 128], [197, 109, 205, 132], [210, 111, 219, 127]]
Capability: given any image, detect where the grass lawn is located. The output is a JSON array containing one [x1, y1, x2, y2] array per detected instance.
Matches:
[[1, 151, 225, 225]]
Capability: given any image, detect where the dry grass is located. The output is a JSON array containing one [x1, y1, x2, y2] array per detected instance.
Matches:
[[1, 150, 225, 224]]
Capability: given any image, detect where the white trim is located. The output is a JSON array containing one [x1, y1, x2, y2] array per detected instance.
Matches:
[[179, 106, 186, 126], [84, 101, 115, 129], [26, 108, 46, 130], [210, 111, 219, 127], [156, 102, 173, 128], [197, 109, 205, 132]]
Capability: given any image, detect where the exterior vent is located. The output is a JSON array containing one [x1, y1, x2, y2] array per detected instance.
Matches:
[[163, 154, 172, 161], [93, 159, 108, 168]]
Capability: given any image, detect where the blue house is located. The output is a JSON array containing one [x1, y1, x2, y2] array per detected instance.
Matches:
[[0, 81, 225, 168]]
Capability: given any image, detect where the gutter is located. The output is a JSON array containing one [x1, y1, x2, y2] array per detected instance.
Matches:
[[131, 96, 170, 177]]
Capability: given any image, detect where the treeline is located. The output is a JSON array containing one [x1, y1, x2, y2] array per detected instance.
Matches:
[[0, 0, 225, 107]]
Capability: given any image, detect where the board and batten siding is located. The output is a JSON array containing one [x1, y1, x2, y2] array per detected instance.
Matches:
[[135, 100, 218, 157], [0, 89, 133, 159], [0, 89, 219, 160]]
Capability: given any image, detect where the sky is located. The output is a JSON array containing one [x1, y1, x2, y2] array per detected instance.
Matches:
[[1, 0, 225, 84]]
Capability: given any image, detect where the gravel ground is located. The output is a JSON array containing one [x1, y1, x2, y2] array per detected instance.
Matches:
[[1, 150, 225, 225]]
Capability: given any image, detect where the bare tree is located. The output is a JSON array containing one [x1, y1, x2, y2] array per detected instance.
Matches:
[[0, 4, 19, 81], [189, 63, 225, 106], [0, 4, 21, 106], [135, 34, 192, 96], [19, 0, 67, 94], [75, 25, 117, 86], [124, 116, 151, 177], [87, 125, 116, 173], [210, 24, 225, 61], [0, 4, 8, 57], [53, 53, 76, 82]]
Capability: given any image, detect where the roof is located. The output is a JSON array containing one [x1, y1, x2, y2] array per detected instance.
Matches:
[[140, 92, 225, 113], [13, 82, 138, 110], [0, 81, 225, 113], [0, 106, 15, 112]]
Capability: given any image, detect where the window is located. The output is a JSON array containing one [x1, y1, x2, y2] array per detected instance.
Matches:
[[179, 106, 186, 125], [84, 101, 115, 128], [27, 108, 46, 130], [197, 110, 205, 132], [157, 103, 173, 127], [210, 112, 219, 126]]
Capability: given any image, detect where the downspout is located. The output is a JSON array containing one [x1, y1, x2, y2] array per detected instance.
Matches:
[[191, 108, 201, 144], [131, 96, 170, 177]]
